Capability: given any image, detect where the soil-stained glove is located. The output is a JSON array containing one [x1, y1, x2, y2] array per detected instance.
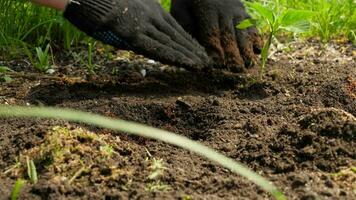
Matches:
[[63, 0, 209, 70], [171, 0, 263, 72]]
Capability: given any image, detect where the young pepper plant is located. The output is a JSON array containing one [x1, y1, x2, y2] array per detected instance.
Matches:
[[237, 2, 314, 79]]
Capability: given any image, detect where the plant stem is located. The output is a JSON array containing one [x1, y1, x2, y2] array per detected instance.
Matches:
[[260, 33, 273, 80]]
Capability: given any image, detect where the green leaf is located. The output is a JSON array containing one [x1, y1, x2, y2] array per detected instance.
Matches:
[[280, 9, 314, 33], [11, 179, 26, 200], [245, 2, 275, 24], [236, 19, 255, 30]]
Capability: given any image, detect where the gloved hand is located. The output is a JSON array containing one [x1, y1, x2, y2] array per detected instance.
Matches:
[[63, 0, 209, 70], [171, 0, 263, 72]]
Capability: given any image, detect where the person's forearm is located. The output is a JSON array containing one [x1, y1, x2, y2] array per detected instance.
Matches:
[[30, 0, 69, 11]]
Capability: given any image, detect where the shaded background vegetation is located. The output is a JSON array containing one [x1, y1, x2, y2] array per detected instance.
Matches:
[[0, 0, 355, 61]]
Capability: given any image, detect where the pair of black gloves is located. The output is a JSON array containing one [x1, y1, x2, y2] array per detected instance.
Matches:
[[64, 0, 262, 72]]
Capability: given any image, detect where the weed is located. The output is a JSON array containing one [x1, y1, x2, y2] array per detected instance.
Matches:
[[10, 179, 26, 200]]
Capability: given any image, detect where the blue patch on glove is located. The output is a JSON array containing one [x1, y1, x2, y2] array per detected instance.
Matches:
[[92, 31, 130, 49]]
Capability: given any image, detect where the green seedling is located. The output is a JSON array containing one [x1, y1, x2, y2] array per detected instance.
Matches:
[[10, 179, 26, 200], [87, 41, 95, 74], [26, 156, 38, 184], [240, 2, 314, 79], [34, 44, 51, 72], [145, 153, 170, 192], [147, 157, 167, 180]]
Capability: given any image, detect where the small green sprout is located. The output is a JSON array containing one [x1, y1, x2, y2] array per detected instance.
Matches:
[[34, 44, 52, 72], [145, 155, 170, 192], [26, 156, 38, 184], [239, 2, 314, 79], [10, 179, 26, 200], [147, 158, 167, 180], [87, 41, 96, 74]]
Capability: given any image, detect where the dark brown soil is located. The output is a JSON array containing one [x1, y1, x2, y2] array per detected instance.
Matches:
[[0, 41, 355, 200]]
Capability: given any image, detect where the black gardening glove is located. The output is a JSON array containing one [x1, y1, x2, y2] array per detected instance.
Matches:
[[171, 0, 263, 72], [63, 0, 209, 70]]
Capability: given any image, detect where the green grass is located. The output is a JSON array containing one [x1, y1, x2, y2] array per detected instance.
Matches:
[[245, 0, 356, 43], [287, 0, 355, 43], [0, 0, 87, 59]]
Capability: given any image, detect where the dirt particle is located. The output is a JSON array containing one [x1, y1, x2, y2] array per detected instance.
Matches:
[[300, 192, 317, 200], [291, 179, 307, 189]]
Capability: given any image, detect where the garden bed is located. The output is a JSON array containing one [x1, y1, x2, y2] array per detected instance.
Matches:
[[0, 40, 355, 199]]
